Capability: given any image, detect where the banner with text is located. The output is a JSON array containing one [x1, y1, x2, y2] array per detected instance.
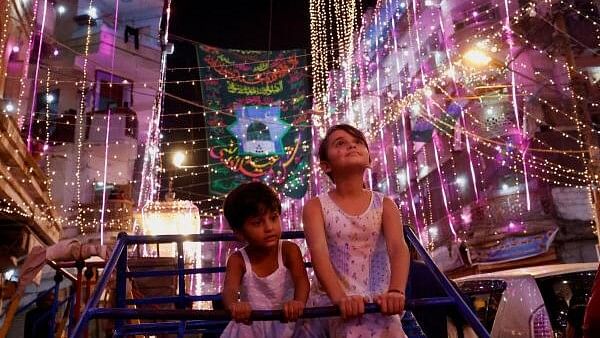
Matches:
[[197, 44, 311, 198]]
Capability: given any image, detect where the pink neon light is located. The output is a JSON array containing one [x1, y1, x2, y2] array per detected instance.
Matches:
[[17, 0, 40, 129], [503, 0, 531, 211], [411, 0, 456, 239], [100, 0, 120, 246], [388, 2, 422, 240], [27, 0, 48, 152], [437, 11, 479, 201], [373, 12, 391, 193]]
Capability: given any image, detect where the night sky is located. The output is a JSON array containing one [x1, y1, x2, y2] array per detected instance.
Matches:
[[163, 1, 375, 204]]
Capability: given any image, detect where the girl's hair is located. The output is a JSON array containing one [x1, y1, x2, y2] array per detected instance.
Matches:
[[318, 124, 369, 181], [223, 182, 282, 231]]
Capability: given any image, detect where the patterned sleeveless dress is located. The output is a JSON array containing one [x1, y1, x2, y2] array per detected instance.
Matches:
[[294, 191, 406, 338]]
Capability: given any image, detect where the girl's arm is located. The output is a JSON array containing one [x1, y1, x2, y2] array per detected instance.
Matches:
[[282, 241, 310, 321], [222, 252, 245, 310], [382, 197, 410, 294], [222, 252, 253, 324], [282, 241, 310, 303], [302, 198, 346, 303]]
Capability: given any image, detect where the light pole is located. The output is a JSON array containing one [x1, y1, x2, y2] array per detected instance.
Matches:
[[172, 150, 200, 169], [172, 151, 187, 168]]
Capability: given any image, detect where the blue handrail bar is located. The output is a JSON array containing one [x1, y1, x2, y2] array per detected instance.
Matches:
[[88, 298, 456, 320], [70, 228, 490, 338], [125, 294, 221, 306], [30, 295, 71, 338], [125, 262, 313, 278], [12, 287, 54, 316], [103, 299, 457, 337], [404, 226, 489, 338], [70, 238, 126, 338], [115, 320, 228, 336], [121, 230, 306, 244]]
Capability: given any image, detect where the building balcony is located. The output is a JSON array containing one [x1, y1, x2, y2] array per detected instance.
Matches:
[[78, 181, 135, 236], [0, 115, 61, 270], [78, 198, 134, 236]]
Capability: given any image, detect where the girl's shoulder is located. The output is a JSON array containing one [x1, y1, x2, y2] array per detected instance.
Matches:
[[281, 240, 303, 266], [302, 196, 323, 213], [380, 194, 399, 207], [370, 190, 394, 204], [281, 240, 301, 253], [371, 190, 386, 200], [226, 250, 246, 273]]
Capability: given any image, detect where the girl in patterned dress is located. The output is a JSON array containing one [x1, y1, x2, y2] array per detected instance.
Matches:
[[221, 182, 309, 337], [295, 124, 409, 337]]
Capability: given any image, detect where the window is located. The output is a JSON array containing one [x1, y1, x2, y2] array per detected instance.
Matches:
[[94, 70, 133, 111], [453, 3, 499, 32], [536, 271, 597, 337], [457, 279, 507, 331], [93, 182, 115, 203], [30, 89, 61, 142]]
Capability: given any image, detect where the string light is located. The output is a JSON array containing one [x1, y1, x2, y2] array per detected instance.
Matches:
[[138, 0, 172, 205], [312, 0, 600, 253], [44, 67, 53, 203], [97, 0, 122, 245], [0, 0, 11, 86], [0, 0, 598, 253], [26, 0, 49, 152], [75, 0, 96, 234], [15, 0, 40, 128], [309, 0, 357, 133]]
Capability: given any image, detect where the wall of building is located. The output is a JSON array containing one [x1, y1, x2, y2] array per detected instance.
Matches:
[[333, 0, 600, 268]]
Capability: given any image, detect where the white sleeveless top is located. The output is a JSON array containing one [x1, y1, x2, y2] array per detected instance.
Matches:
[[220, 241, 296, 338], [238, 240, 294, 309]]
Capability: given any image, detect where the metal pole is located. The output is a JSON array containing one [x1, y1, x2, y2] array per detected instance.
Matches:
[[176, 241, 185, 338], [70, 237, 126, 338], [404, 226, 490, 338], [48, 273, 62, 338], [115, 239, 128, 334], [73, 260, 84, 325]]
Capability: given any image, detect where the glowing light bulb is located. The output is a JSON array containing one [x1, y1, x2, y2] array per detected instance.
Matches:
[[464, 49, 492, 67]]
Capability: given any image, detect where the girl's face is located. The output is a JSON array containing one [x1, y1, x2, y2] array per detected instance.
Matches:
[[321, 129, 370, 175], [239, 209, 282, 249]]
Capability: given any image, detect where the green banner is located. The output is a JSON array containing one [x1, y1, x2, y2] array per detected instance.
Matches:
[[197, 44, 311, 199]]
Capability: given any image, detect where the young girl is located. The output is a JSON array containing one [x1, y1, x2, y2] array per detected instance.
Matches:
[[220, 182, 310, 338], [297, 124, 410, 337]]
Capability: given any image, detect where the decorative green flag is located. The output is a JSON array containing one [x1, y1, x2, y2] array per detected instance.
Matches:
[[197, 44, 311, 199]]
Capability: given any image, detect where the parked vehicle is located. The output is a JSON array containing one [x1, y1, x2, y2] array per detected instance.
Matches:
[[454, 263, 598, 337]]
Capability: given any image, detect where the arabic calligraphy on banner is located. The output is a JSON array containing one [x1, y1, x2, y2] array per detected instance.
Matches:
[[197, 44, 311, 199]]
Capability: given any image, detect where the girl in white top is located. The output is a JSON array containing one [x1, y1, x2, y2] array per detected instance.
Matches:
[[296, 124, 410, 337], [220, 182, 309, 338]]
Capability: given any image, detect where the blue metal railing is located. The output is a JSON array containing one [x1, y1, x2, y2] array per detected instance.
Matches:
[[4, 274, 74, 338], [70, 227, 490, 338]]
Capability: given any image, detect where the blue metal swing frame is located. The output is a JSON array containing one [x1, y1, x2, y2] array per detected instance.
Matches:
[[70, 227, 490, 338]]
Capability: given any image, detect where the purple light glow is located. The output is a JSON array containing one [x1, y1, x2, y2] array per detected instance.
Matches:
[[437, 11, 479, 201], [503, 0, 531, 211], [27, 0, 48, 152], [100, 0, 121, 246], [507, 221, 523, 233]]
